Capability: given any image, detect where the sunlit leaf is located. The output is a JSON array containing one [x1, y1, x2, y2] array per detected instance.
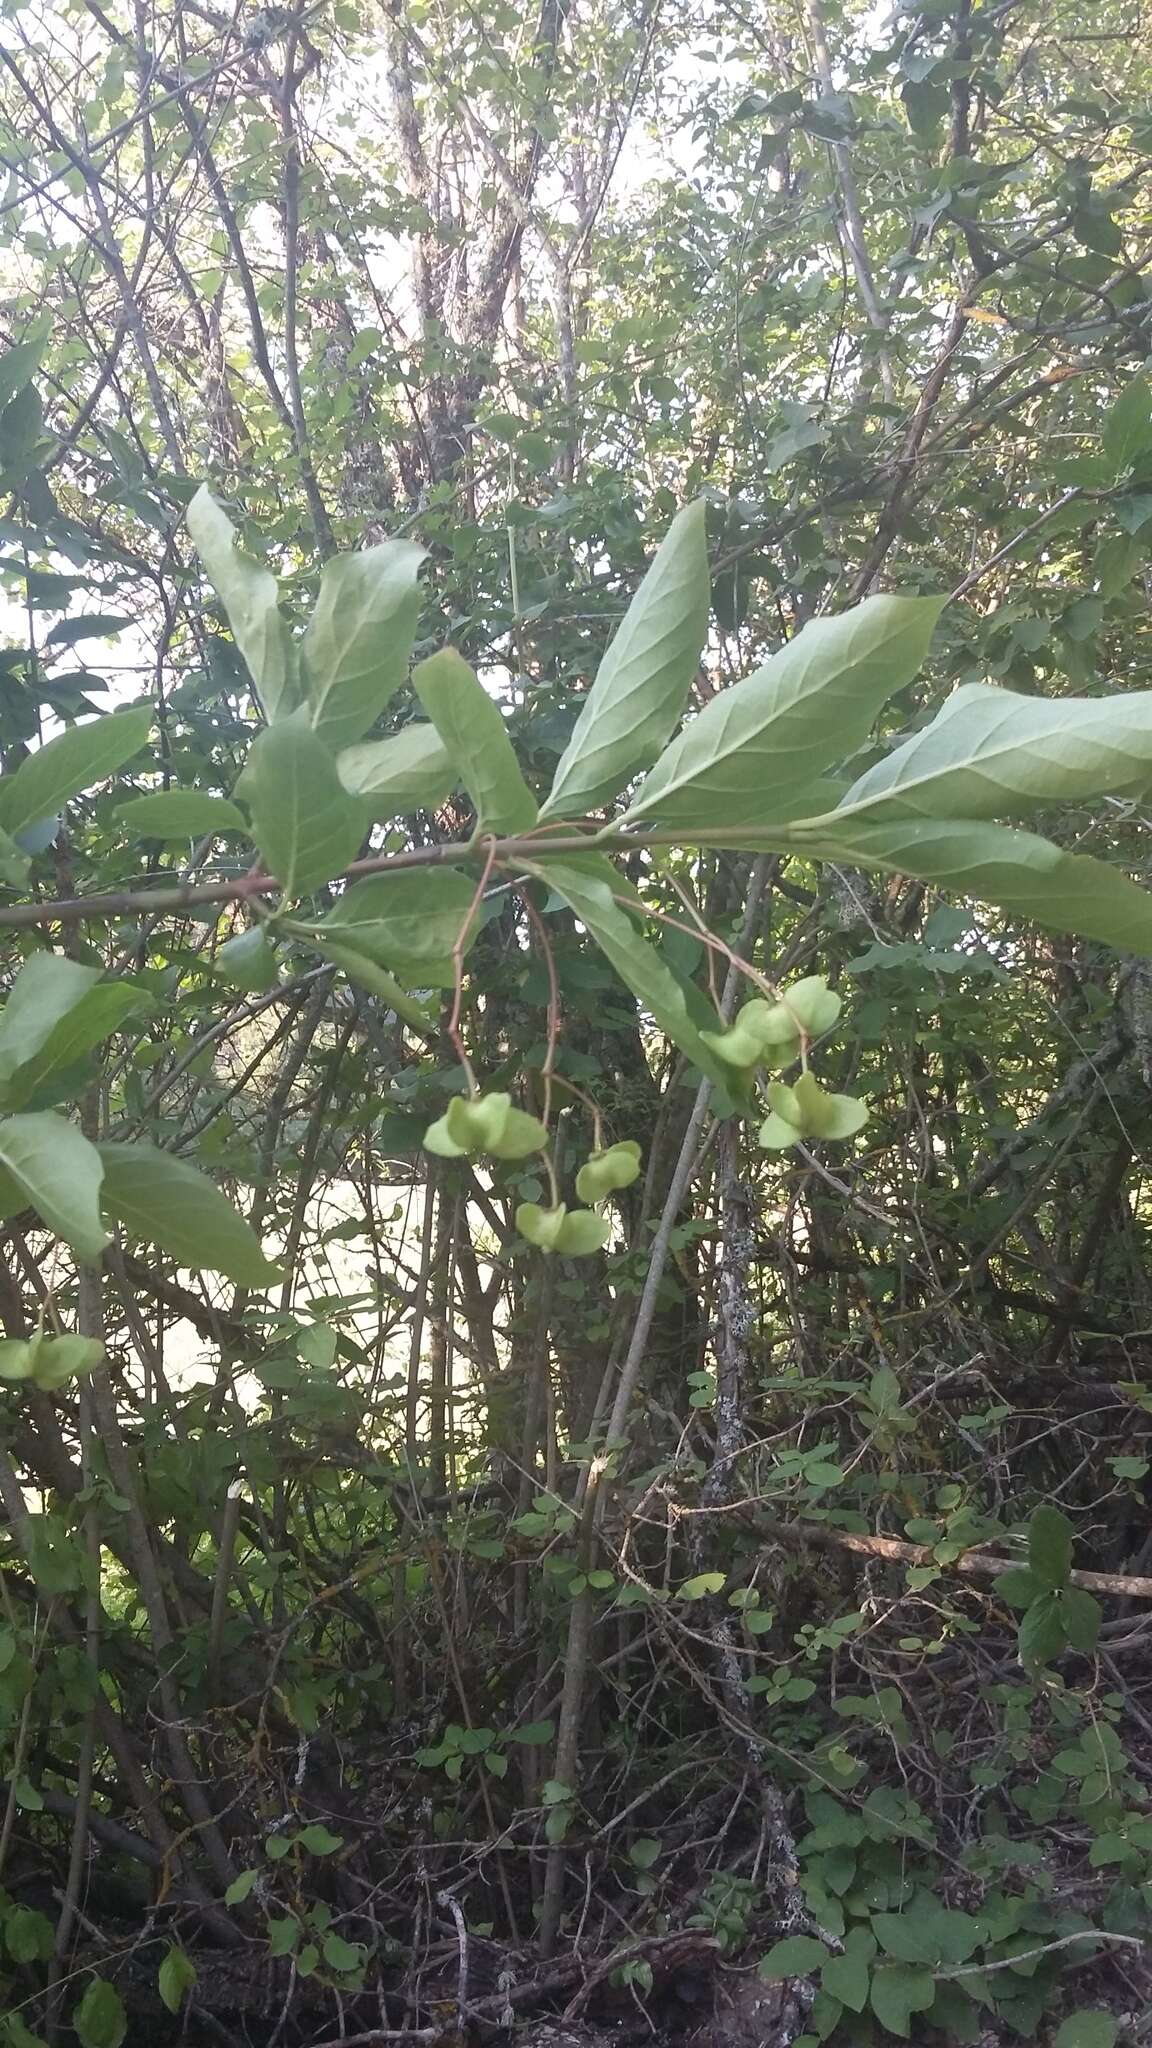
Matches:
[[304, 539, 426, 750], [413, 649, 537, 834], [0, 1112, 108, 1258], [625, 595, 942, 830], [0, 706, 152, 840], [540, 499, 709, 819], [237, 712, 366, 897], [188, 487, 299, 721], [337, 724, 456, 815], [117, 791, 247, 839], [829, 682, 1152, 825]]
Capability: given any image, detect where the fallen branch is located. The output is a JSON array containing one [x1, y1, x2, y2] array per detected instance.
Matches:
[[752, 1513, 1152, 1601]]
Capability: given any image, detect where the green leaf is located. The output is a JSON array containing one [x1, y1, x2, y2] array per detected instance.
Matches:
[[0, 338, 47, 410], [1, 2016, 48, 2048], [526, 857, 730, 1087], [412, 649, 537, 834], [296, 1823, 343, 1854], [509, 1720, 555, 1745], [117, 791, 247, 839], [678, 1571, 726, 1599], [304, 539, 426, 750], [237, 713, 366, 897], [1017, 1590, 1067, 1665], [1114, 492, 1152, 534], [629, 1837, 663, 1870], [0, 1112, 108, 1258], [20, 1516, 83, 1595], [322, 1932, 363, 1972], [1055, 2016, 1118, 2048], [224, 1868, 258, 1905], [1094, 531, 1143, 597], [0, 386, 43, 476], [45, 615, 132, 647], [757, 1935, 828, 1979], [623, 594, 942, 831], [73, 1979, 127, 2048], [544, 1801, 573, 1843], [781, 818, 1152, 956], [828, 683, 1152, 826], [1028, 1504, 1075, 1589], [98, 1142, 278, 1283], [5, 1907, 53, 1963], [925, 1982, 981, 2044], [1103, 379, 1152, 472], [1058, 1585, 1102, 1650], [266, 1916, 298, 1958], [0, 827, 29, 886], [157, 1946, 196, 2015], [539, 499, 709, 819], [0, 706, 152, 841], [0, 953, 99, 1081], [304, 868, 479, 985], [821, 1950, 870, 2012], [215, 928, 279, 992], [337, 724, 456, 816], [3, 983, 152, 1111], [309, 942, 437, 1032], [995, 1566, 1043, 1610], [873, 1905, 979, 1966], [187, 487, 299, 721], [869, 1965, 935, 2037]]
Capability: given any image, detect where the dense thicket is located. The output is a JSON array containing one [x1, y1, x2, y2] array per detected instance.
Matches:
[[1, 1, 1152, 2044]]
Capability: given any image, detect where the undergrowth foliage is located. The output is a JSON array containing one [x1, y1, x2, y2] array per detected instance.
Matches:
[[2, 0, 1152, 2043]]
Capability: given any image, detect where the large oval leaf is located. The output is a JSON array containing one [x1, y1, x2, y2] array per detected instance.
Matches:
[[0, 1112, 108, 1260], [4, 982, 152, 1111], [0, 953, 99, 1081], [337, 724, 456, 816], [787, 817, 1152, 955], [237, 713, 366, 897], [188, 487, 300, 722], [829, 681, 1152, 825], [0, 705, 152, 840], [869, 1964, 935, 2037], [304, 538, 427, 751], [623, 594, 943, 831], [303, 868, 479, 985], [117, 791, 248, 839], [98, 1142, 278, 1283], [73, 1976, 127, 2048], [412, 650, 536, 834], [539, 499, 709, 820]]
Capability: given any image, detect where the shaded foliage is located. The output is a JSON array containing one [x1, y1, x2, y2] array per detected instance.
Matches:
[[0, 0, 1150, 2044]]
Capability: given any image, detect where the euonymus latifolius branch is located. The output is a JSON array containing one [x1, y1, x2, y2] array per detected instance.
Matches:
[[4, 454, 1152, 1279]]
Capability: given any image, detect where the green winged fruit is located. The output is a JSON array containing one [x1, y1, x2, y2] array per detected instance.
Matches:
[[575, 1140, 642, 1203], [424, 1092, 548, 1161], [516, 1203, 611, 1256]]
